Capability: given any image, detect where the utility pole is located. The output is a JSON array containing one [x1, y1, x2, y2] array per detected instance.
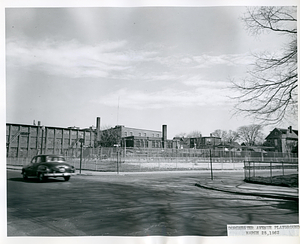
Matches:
[[41, 126, 45, 154], [117, 148, 119, 174], [210, 149, 213, 180], [79, 138, 84, 174]]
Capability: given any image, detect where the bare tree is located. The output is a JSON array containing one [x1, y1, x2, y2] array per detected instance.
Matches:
[[232, 6, 297, 124], [226, 130, 240, 144], [211, 129, 227, 141], [175, 131, 202, 138], [187, 130, 202, 138], [174, 132, 187, 138], [99, 126, 121, 147], [237, 124, 264, 146], [212, 129, 239, 144]]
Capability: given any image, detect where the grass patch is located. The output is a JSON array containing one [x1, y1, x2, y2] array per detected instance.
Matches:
[[245, 174, 298, 187]]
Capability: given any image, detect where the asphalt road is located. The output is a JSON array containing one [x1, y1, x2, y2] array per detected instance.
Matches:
[[7, 169, 298, 236]]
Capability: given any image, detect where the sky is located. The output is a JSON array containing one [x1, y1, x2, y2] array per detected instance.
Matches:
[[5, 3, 298, 139]]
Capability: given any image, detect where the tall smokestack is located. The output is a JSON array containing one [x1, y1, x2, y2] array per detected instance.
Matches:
[[288, 126, 292, 133], [162, 125, 167, 148], [96, 117, 101, 142]]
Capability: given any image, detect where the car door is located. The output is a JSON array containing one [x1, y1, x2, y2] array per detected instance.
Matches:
[[31, 156, 43, 175], [26, 156, 37, 176]]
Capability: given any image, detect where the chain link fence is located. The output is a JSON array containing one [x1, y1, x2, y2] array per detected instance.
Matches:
[[7, 147, 298, 173], [244, 161, 298, 186]]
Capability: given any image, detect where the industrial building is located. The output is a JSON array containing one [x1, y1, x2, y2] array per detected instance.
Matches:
[[6, 116, 242, 158], [6, 117, 170, 157]]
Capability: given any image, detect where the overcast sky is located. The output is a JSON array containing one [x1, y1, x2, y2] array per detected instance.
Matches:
[[5, 4, 298, 138]]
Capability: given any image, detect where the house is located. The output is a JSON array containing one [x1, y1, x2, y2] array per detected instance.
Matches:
[[174, 135, 222, 149], [264, 126, 298, 153], [172, 137, 191, 149], [195, 136, 222, 149]]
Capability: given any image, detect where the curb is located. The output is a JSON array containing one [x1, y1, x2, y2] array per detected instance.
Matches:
[[195, 183, 299, 201]]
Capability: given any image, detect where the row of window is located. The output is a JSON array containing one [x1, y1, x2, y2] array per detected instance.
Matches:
[[124, 132, 160, 137], [135, 140, 161, 148]]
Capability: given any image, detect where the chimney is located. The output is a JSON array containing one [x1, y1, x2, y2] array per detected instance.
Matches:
[[162, 125, 167, 148], [96, 117, 101, 142], [38, 121, 41, 126], [288, 126, 292, 133]]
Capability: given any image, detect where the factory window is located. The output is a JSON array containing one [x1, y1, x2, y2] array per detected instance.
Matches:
[[144, 133, 146, 136], [152, 141, 156, 148], [139, 133, 141, 136], [136, 140, 141, 147], [124, 132, 127, 136], [157, 134, 159, 137], [130, 132, 133, 136]]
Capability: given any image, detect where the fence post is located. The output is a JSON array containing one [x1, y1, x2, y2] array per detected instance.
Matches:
[[244, 161, 246, 180], [270, 161, 272, 183], [248, 161, 251, 180], [117, 149, 119, 174], [210, 149, 213, 180], [79, 138, 84, 174]]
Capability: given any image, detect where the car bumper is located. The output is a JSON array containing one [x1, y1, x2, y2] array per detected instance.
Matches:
[[43, 172, 76, 177]]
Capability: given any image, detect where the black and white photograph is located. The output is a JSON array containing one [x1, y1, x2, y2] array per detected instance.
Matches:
[[2, 0, 299, 243]]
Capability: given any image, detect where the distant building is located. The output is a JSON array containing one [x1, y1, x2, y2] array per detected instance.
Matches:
[[6, 122, 95, 158], [192, 136, 222, 149], [174, 136, 222, 149], [99, 124, 169, 148], [6, 118, 169, 157], [103, 125, 162, 139], [172, 137, 192, 149], [264, 126, 298, 153]]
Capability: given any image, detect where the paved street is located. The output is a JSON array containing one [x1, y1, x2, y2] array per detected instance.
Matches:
[[7, 169, 298, 236]]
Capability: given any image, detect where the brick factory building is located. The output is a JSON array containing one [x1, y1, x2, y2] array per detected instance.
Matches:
[[6, 116, 232, 158], [6, 117, 170, 157]]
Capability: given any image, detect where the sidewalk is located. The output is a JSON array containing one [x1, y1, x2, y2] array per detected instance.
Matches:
[[195, 179, 299, 201]]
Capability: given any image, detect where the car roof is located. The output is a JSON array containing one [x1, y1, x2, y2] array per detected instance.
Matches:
[[35, 154, 65, 157]]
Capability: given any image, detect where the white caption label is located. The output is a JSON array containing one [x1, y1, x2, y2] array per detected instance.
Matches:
[[227, 224, 299, 236]]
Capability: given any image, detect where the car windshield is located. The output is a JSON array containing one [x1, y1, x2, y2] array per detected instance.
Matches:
[[46, 156, 65, 162]]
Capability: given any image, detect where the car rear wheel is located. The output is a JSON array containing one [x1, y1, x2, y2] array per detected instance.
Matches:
[[38, 173, 46, 182], [64, 176, 70, 181]]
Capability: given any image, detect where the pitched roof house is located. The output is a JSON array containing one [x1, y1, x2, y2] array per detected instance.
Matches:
[[264, 126, 298, 153]]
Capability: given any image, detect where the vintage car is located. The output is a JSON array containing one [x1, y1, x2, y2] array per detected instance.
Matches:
[[22, 154, 76, 182]]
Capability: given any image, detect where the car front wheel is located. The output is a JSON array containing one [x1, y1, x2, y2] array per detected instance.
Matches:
[[64, 176, 70, 181], [22, 171, 28, 180]]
